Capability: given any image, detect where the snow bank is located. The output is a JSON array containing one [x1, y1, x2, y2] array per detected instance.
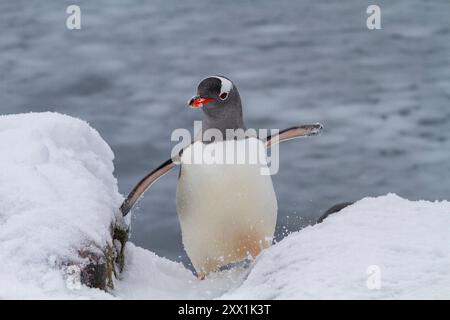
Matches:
[[0, 112, 122, 299], [1, 113, 449, 299], [222, 194, 450, 299]]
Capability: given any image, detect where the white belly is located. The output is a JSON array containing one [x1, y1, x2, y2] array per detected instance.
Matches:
[[176, 138, 277, 276]]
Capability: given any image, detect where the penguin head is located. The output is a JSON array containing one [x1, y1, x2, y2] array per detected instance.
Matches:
[[188, 76, 245, 134]]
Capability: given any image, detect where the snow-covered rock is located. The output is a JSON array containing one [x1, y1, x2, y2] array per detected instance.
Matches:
[[1, 112, 449, 299], [0, 112, 122, 299]]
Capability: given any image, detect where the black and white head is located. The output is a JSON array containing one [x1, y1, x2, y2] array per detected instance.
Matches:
[[188, 76, 245, 135]]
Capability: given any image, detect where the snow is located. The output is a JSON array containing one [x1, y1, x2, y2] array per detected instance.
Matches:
[[223, 194, 450, 299], [1, 112, 449, 299], [0, 112, 121, 299], [113, 243, 248, 300]]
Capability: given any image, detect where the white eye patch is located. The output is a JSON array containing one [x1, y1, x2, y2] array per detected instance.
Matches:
[[211, 76, 233, 96]]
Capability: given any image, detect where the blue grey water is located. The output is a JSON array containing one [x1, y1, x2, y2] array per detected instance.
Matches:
[[1, 1, 449, 267]]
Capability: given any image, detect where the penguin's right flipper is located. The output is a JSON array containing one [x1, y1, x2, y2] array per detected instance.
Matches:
[[265, 123, 323, 148], [119, 136, 199, 217], [120, 159, 177, 217]]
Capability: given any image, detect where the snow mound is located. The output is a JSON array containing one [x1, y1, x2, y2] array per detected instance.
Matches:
[[0, 112, 122, 299], [1, 113, 449, 299], [222, 194, 450, 299]]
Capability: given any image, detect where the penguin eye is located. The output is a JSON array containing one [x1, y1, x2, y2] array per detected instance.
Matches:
[[219, 92, 228, 100]]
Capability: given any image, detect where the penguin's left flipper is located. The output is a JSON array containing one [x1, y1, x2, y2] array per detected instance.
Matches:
[[317, 202, 354, 224], [120, 158, 177, 217], [265, 123, 323, 148]]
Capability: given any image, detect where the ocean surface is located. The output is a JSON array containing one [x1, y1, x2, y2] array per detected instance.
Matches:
[[1, 0, 449, 267]]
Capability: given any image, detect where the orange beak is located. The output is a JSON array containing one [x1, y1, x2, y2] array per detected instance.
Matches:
[[188, 96, 214, 108]]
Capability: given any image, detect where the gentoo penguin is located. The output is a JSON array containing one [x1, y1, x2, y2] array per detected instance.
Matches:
[[119, 76, 323, 277]]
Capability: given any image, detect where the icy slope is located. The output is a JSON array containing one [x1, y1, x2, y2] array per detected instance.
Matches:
[[0, 112, 122, 299], [1, 112, 449, 299]]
